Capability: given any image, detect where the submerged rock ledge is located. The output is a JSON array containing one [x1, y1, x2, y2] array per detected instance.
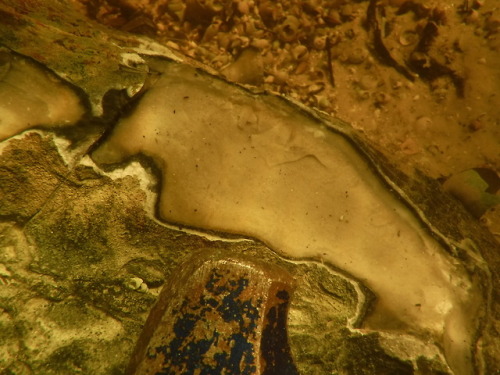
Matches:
[[0, 1, 498, 374]]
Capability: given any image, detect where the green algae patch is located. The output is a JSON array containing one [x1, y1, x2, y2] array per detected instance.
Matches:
[[1, 132, 380, 374]]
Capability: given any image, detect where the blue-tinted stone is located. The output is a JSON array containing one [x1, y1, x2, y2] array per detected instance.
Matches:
[[127, 250, 298, 375]]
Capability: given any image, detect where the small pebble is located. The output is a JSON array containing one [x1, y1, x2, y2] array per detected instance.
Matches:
[[0, 264, 11, 277], [415, 116, 432, 130], [125, 277, 144, 290]]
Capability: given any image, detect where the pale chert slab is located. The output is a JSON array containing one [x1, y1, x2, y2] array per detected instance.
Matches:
[[0, 50, 86, 141], [92, 60, 480, 375]]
